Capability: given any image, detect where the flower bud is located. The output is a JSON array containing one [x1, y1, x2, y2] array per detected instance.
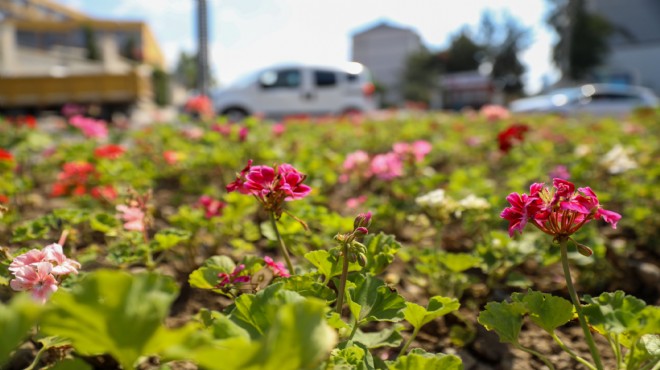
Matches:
[[354, 226, 369, 236], [348, 252, 357, 263], [576, 243, 593, 257], [357, 253, 368, 267], [353, 211, 372, 229]]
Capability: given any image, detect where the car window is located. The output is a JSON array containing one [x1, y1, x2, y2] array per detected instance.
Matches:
[[590, 92, 641, 102], [259, 69, 301, 89], [314, 70, 337, 87]]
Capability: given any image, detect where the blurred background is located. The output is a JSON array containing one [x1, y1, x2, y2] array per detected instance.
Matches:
[[0, 0, 658, 120]]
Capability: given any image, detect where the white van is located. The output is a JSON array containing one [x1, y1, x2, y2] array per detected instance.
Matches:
[[211, 62, 376, 121]]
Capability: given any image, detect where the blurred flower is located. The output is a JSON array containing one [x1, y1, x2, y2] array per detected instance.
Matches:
[[90, 185, 117, 201], [272, 123, 286, 136], [94, 144, 125, 160], [501, 179, 621, 240], [116, 204, 146, 232], [197, 195, 226, 218], [69, 115, 108, 139], [216, 264, 251, 288], [264, 256, 290, 278], [370, 152, 403, 180], [343, 150, 370, 172], [184, 95, 214, 118], [346, 195, 367, 209], [458, 194, 490, 211], [574, 144, 592, 158], [497, 123, 529, 153], [549, 165, 570, 180], [181, 126, 204, 140], [0, 149, 13, 162], [211, 123, 232, 136], [9, 243, 80, 303], [480, 104, 510, 122], [51, 161, 98, 197], [163, 150, 183, 165], [393, 140, 432, 162], [61, 103, 85, 117], [0, 194, 8, 203], [238, 126, 249, 142], [600, 145, 637, 174]]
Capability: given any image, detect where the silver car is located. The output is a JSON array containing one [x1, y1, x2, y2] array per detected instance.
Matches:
[[509, 84, 659, 116]]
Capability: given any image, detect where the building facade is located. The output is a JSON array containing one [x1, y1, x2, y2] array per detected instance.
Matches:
[[587, 0, 660, 95], [351, 22, 423, 107]]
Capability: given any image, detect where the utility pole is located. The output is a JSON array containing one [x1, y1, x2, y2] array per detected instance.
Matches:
[[196, 0, 210, 96]]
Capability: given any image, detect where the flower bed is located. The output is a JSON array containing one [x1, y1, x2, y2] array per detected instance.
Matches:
[[0, 108, 658, 370]]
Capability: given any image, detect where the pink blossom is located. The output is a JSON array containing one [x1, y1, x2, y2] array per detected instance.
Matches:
[[501, 179, 621, 239], [116, 204, 145, 231], [238, 126, 249, 142], [42, 243, 81, 275], [69, 115, 108, 139], [480, 104, 510, 122], [163, 151, 182, 165], [227, 161, 310, 217], [549, 165, 570, 180], [370, 153, 403, 180], [346, 195, 367, 209], [10, 262, 59, 303], [343, 150, 370, 171], [197, 195, 226, 218], [216, 264, 251, 288], [264, 256, 290, 278], [182, 127, 205, 140], [393, 141, 432, 162], [272, 123, 286, 136]]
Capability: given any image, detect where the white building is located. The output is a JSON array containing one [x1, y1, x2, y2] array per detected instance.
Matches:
[[351, 22, 423, 106], [587, 0, 660, 95]]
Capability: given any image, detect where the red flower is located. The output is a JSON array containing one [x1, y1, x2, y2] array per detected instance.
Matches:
[[497, 124, 529, 153], [0, 194, 8, 203], [197, 195, 226, 218], [51, 161, 98, 197], [94, 144, 125, 160], [90, 185, 117, 201], [0, 149, 13, 162]]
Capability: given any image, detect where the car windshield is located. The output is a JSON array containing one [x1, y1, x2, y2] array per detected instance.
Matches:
[[228, 71, 260, 88]]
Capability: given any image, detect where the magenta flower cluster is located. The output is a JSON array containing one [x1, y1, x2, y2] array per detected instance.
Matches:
[[227, 160, 311, 216], [501, 178, 621, 239], [9, 243, 80, 303], [69, 115, 108, 139], [340, 140, 432, 182]]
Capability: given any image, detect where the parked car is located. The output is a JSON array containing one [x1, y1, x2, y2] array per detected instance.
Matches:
[[210, 62, 376, 121], [509, 83, 659, 116]]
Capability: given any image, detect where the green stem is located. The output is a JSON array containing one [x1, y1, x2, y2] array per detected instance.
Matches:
[[559, 239, 604, 370], [335, 240, 349, 314], [610, 335, 623, 369], [551, 332, 597, 370], [399, 326, 421, 356], [514, 343, 556, 370], [25, 345, 46, 370], [347, 318, 359, 341], [270, 212, 294, 274]]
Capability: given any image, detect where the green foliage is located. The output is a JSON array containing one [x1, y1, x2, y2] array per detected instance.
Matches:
[[511, 290, 574, 333], [362, 232, 401, 275], [388, 348, 463, 370], [346, 275, 406, 325], [39, 270, 179, 369], [305, 249, 362, 283], [189, 255, 237, 290], [152, 228, 191, 251], [404, 296, 460, 330], [0, 294, 42, 366], [478, 300, 526, 344]]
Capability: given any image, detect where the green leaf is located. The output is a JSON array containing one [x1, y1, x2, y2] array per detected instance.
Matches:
[[197, 309, 250, 340], [363, 232, 401, 275], [228, 283, 305, 339], [346, 275, 406, 324], [153, 228, 192, 251], [304, 250, 362, 281], [511, 290, 574, 333], [329, 341, 377, 370], [281, 275, 337, 302], [89, 212, 119, 235], [582, 291, 656, 336], [439, 253, 481, 273], [404, 296, 460, 331], [40, 270, 179, 369], [478, 301, 527, 344], [388, 348, 463, 370], [188, 256, 237, 290], [191, 299, 337, 370], [353, 325, 404, 349], [53, 208, 90, 225], [0, 294, 42, 366]]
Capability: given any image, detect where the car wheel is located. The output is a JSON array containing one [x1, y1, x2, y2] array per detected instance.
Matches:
[[221, 107, 249, 122]]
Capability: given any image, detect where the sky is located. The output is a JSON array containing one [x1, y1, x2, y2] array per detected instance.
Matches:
[[58, 0, 560, 95]]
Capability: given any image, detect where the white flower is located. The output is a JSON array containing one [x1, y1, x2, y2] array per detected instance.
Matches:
[[415, 189, 447, 207], [458, 194, 490, 210], [600, 145, 637, 174]]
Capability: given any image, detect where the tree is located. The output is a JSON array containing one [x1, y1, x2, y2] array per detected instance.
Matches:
[[401, 49, 442, 104], [486, 14, 530, 95], [443, 30, 484, 73], [547, 0, 613, 80], [173, 51, 199, 90]]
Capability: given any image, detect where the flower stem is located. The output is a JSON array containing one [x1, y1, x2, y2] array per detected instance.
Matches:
[[335, 240, 349, 314], [514, 343, 556, 370], [399, 326, 421, 356], [550, 332, 597, 370], [347, 317, 359, 340], [270, 212, 294, 274], [559, 239, 604, 370]]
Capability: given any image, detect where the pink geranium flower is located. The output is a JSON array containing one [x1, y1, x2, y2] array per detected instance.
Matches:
[[227, 161, 311, 217], [163, 150, 183, 165], [501, 178, 621, 240], [393, 140, 432, 163], [480, 104, 511, 122], [69, 115, 108, 139], [216, 264, 251, 288], [197, 195, 226, 218], [116, 204, 146, 231], [264, 256, 290, 278], [9, 242, 80, 303], [370, 152, 403, 180]]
